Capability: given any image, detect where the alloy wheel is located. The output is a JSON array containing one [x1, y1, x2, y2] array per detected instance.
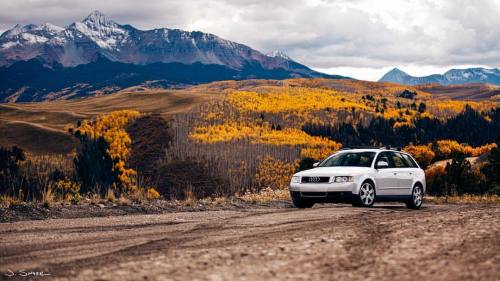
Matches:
[[413, 185, 423, 207], [359, 182, 375, 206]]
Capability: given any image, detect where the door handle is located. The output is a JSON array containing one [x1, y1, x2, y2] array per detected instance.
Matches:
[[393, 172, 397, 175], [409, 172, 413, 175]]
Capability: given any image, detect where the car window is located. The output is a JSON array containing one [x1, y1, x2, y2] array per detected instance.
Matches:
[[401, 153, 419, 168], [320, 151, 376, 167], [375, 152, 394, 168], [391, 152, 408, 168]]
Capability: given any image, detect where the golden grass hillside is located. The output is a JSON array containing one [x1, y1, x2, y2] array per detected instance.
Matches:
[[0, 87, 212, 154]]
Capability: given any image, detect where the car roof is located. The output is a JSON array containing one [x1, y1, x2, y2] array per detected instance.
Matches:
[[336, 148, 407, 153]]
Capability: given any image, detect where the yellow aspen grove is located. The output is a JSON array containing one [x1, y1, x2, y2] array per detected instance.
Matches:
[[75, 110, 141, 191]]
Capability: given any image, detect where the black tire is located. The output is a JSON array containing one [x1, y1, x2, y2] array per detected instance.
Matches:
[[292, 198, 315, 208], [406, 184, 423, 209], [353, 181, 376, 207]]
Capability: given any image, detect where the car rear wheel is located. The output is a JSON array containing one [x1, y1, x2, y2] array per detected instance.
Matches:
[[292, 198, 315, 208], [353, 181, 375, 207], [406, 184, 423, 209]]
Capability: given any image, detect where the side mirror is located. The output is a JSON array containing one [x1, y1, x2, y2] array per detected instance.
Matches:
[[376, 161, 389, 168], [312, 162, 319, 167]]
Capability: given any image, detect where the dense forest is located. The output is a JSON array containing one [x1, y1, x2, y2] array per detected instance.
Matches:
[[303, 106, 500, 147]]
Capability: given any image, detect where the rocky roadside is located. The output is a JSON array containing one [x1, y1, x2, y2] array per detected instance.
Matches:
[[0, 198, 292, 223]]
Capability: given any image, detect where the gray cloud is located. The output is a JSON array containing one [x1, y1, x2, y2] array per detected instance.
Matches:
[[1, 0, 500, 72]]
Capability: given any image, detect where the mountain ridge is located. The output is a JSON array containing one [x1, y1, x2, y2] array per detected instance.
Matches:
[[379, 67, 500, 85], [0, 10, 319, 71], [0, 11, 345, 102]]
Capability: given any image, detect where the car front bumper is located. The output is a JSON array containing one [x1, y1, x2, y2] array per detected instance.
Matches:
[[290, 190, 355, 203], [289, 182, 356, 193], [289, 182, 357, 203]]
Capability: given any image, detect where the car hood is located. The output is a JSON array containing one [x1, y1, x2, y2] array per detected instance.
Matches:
[[294, 167, 372, 177]]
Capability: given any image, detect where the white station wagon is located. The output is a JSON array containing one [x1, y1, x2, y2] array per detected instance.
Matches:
[[290, 148, 426, 209]]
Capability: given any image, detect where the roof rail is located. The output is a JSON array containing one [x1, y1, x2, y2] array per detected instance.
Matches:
[[384, 145, 402, 151], [341, 146, 401, 151], [391, 146, 402, 151], [341, 146, 384, 150]]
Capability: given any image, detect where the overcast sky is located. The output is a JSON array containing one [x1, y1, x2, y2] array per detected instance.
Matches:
[[1, 0, 499, 80]]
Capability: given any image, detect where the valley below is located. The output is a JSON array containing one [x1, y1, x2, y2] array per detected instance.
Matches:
[[0, 203, 498, 281]]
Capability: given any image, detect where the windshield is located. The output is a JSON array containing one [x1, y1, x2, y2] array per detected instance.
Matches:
[[319, 151, 376, 167]]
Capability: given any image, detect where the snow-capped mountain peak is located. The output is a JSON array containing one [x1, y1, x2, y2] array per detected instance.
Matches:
[[0, 23, 65, 49], [68, 11, 128, 49], [443, 68, 500, 82], [2, 23, 63, 38], [2, 24, 25, 37], [380, 67, 500, 85], [266, 50, 291, 60], [82, 10, 118, 28], [39, 23, 64, 34]]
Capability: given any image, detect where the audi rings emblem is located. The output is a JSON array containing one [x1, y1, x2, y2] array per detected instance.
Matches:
[[309, 177, 320, 183]]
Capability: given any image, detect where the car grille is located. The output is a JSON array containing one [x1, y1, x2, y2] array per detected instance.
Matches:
[[301, 192, 327, 197], [301, 176, 330, 183]]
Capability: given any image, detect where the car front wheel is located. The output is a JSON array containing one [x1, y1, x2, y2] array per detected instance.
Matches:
[[353, 181, 375, 207], [292, 198, 315, 208], [406, 184, 423, 209]]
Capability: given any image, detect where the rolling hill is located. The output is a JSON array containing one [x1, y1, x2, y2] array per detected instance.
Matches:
[[0, 86, 213, 154], [416, 83, 500, 100]]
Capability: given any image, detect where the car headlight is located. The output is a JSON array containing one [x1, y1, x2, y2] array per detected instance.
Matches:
[[334, 176, 354, 183], [291, 176, 301, 183]]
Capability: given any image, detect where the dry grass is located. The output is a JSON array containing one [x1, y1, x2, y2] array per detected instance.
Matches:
[[0, 88, 212, 154], [106, 189, 117, 202], [0, 195, 22, 208], [237, 188, 291, 203], [146, 188, 161, 200], [0, 120, 78, 154], [114, 187, 163, 204], [416, 83, 500, 100]]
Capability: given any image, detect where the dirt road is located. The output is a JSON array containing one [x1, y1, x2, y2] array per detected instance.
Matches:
[[1, 204, 498, 281]]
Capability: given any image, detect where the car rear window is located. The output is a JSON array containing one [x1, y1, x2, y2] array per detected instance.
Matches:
[[390, 152, 407, 168], [401, 153, 419, 168]]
